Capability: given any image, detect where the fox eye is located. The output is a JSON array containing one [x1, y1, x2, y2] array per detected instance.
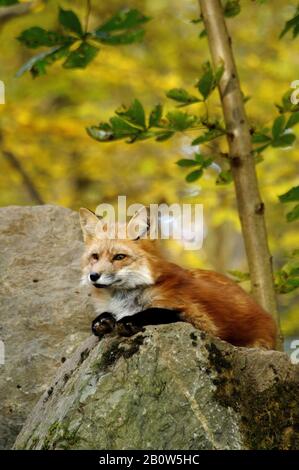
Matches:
[[113, 253, 127, 261], [91, 253, 99, 261]]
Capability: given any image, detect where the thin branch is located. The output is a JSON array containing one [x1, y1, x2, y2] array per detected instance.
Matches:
[[0, 1, 48, 26], [0, 2, 33, 22], [198, 0, 282, 349], [3, 150, 45, 205], [84, 0, 92, 34]]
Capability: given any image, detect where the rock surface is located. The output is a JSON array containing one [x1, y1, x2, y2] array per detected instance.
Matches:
[[0, 205, 94, 449], [14, 323, 299, 450]]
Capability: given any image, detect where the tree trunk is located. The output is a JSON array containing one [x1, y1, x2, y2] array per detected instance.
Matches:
[[198, 0, 282, 349]]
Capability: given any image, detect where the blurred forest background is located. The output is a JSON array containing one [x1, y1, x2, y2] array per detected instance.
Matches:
[[0, 0, 298, 346]]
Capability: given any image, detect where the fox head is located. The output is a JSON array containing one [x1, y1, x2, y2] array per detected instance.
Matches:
[[79, 207, 160, 290]]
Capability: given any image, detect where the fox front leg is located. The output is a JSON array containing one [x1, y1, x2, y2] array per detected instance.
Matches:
[[116, 308, 182, 337], [116, 317, 144, 337], [91, 312, 116, 337]]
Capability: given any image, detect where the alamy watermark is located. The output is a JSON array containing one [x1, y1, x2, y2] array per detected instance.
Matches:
[[93, 196, 204, 250]]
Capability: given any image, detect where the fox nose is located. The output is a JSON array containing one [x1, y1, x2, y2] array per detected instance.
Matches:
[[89, 272, 101, 282]]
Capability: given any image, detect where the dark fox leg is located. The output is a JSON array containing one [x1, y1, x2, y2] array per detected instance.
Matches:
[[116, 308, 182, 337], [92, 312, 116, 337]]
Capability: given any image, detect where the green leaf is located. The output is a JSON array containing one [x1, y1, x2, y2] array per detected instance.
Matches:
[[251, 133, 271, 144], [166, 88, 200, 106], [63, 42, 98, 69], [197, 62, 214, 100], [190, 17, 202, 24], [17, 8, 150, 77], [133, 131, 157, 141], [285, 277, 299, 288], [289, 264, 299, 276], [254, 143, 271, 154], [116, 99, 146, 130], [216, 169, 233, 185], [180, 153, 213, 169], [149, 104, 163, 127], [0, 0, 19, 5], [192, 128, 225, 145], [59, 8, 83, 36], [276, 89, 299, 113], [276, 261, 299, 292], [194, 153, 205, 163], [202, 157, 213, 168], [166, 111, 197, 131], [190, 17, 206, 37], [293, 22, 299, 38], [17, 27, 71, 49], [214, 62, 225, 85], [286, 111, 299, 129], [272, 115, 286, 139], [88, 116, 143, 143], [271, 132, 296, 148], [286, 205, 299, 223], [224, 1, 241, 17], [279, 186, 299, 203], [276, 278, 299, 294], [176, 159, 200, 167], [86, 124, 113, 142], [94, 29, 144, 45], [228, 270, 250, 282], [280, 13, 299, 39], [96, 9, 150, 33], [110, 116, 139, 137], [199, 29, 207, 38], [155, 131, 175, 142], [196, 61, 224, 100], [16, 46, 70, 78], [93, 9, 149, 46], [87, 122, 156, 144], [186, 168, 203, 182]]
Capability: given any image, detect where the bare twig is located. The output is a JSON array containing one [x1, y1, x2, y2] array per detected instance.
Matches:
[[84, 0, 92, 34], [3, 150, 44, 205], [0, 2, 33, 23]]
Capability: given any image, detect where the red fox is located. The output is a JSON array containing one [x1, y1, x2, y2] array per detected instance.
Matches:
[[79, 207, 277, 349]]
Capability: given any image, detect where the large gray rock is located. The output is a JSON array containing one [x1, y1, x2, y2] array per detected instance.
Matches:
[[0, 205, 94, 449], [13, 323, 299, 450]]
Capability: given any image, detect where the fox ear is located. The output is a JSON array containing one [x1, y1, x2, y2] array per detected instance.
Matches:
[[79, 208, 100, 242], [127, 206, 151, 240]]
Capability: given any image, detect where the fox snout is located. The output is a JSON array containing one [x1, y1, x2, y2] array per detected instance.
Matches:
[[89, 272, 101, 282], [88, 271, 116, 288]]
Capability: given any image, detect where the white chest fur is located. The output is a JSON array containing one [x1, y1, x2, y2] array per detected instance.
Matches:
[[94, 288, 148, 321]]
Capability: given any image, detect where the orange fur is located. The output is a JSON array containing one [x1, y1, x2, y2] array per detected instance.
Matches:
[[148, 259, 277, 349]]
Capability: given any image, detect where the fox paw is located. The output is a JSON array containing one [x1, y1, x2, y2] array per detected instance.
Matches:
[[116, 320, 145, 337], [91, 312, 116, 337]]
